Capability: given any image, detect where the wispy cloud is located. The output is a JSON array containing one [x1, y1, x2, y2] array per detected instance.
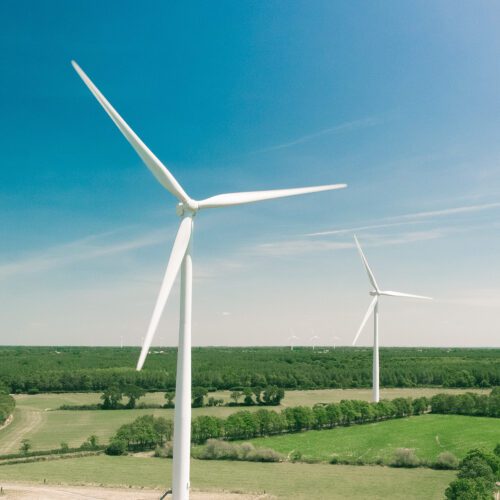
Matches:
[[306, 201, 500, 238], [306, 221, 427, 237], [391, 202, 500, 221], [254, 116, 384, 154], [253, 230, 442, 257], [0, 229, 168, 280]]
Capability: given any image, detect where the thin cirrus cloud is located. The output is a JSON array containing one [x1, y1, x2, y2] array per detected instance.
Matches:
[[253, 116, 384, 154], [307, 201, 500, 238], [0, 229, 168, 280], [252, 230, 442, 258], [253, 200, 500, 258]]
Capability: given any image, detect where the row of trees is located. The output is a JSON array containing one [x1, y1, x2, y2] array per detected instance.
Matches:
[[107, 396, 429, 452], [106, 390, 499, 455], [191, 396, 428, 443], [430, 388, 500, 417], [1, 347, 498, 393], [97, 385, 285, 410], [100, 384, 146, 409], [445, 446, 500, 499]]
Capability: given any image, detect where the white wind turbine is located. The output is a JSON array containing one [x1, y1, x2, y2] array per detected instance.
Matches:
[[310, 334, 320, 350], [72, 61, 346, 500], [287, 334, 299, 351], [351, 235, 432, 403], [332, 335, 341, 349]]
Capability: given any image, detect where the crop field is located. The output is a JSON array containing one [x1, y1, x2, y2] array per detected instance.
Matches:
[[246, 414, 500, 464], [0, 388, 489, 454], [0, 455, 455, 499]]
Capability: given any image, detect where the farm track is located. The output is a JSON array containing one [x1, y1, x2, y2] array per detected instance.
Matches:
[[0, 482, 271, 499], [0, 408, 45, 454]]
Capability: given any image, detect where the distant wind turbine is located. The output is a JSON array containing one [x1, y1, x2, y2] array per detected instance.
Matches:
[[71, 60, 347, 500], [287, 334, 299, 351], [352, 235, 432, 402], [332, 335, 341, 349], [310, 335, 320, 350]]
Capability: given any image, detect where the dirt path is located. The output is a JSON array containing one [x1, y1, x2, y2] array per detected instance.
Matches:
[[0, 482, 273, 499], [0, 409, 45, 454]]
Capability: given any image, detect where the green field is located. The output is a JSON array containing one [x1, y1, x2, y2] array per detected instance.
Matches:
[[245, 414, 500, 464], [0, 455, 455, 499], [0, 388, 489, 454]]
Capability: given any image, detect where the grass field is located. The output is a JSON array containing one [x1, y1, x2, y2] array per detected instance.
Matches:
[[245, 414, 500, 464], [0, 455, 455, 499], [0, 388, 490, 453]]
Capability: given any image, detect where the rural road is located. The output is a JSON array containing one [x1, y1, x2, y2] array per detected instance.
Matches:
[[0, 482, 274, 499]]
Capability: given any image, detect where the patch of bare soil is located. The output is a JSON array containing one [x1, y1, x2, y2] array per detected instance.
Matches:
[[0, 482, 274, 499]]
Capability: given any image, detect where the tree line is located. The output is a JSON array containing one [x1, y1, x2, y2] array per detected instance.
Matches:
[[0, 347, 498, 394], [106, 389, 499, 454], [430, 388, 500, 418], [60, 385, 285, 410], [106, 395, 429, 453]]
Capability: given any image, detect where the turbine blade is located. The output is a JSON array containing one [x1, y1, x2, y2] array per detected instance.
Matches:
[[136, 217, 193, 370], [197, 184, 347, 209], [353, 235, 379, 292], [380, 290, 433, 300], [71, 61, 190, 203], [352, 296, 378, 345]]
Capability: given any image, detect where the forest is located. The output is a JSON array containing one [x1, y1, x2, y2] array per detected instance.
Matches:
[[0, 346, 498, 393]]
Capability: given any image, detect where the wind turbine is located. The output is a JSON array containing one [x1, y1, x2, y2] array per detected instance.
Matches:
[[310, 335, 320, 350], [332, 335, 341, 349], [351, 235, 432, 402], [287, 334, 299, 351], [71, 61, 346, 500]]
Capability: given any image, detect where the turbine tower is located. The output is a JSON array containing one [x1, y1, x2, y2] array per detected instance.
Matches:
[[72, 61, 346, 500], [332, 335, 341, 349], [287, 334, 299, 351], [310, 335, 320, 350], [351, 235, 432, 402]]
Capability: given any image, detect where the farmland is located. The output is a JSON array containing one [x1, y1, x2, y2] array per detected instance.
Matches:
[[244, 414, 500, 464], [0, 388, 490, 454], [0, 455, 455, 499]]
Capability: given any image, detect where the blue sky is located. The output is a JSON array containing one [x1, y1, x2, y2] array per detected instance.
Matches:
[[1, 1, 500, 347]]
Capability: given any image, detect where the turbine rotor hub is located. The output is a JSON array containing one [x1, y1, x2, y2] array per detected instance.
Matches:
[[176, 201, 198, 217]]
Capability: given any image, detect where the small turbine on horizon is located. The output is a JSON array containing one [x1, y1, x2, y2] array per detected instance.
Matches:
[[351, 235, 432, 402], [72, 60, 346, 500], [287, 334, 299, 351], [310, 335, 320, 350], [332, 335, 341, 349]]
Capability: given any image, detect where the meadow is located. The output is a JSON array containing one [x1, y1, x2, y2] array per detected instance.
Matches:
[[0, 388, 490, 454], [0, 455, 455, 499], [244, 414, 500, 464]]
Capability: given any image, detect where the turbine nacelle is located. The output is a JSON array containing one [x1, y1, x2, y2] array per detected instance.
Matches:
[[176, 201, 198, 217]]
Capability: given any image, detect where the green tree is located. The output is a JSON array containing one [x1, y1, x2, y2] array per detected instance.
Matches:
[[122, 384, 146, 409], [445, 478, 492, 499], [100, 385, 123, 409], [20, 439, 31, 455], [230, 390, 243, 405], [154, 417, 173, 445], [164, 391, 175, 407], [243, 387, 254, 406], [192, 387, 208, 408]]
